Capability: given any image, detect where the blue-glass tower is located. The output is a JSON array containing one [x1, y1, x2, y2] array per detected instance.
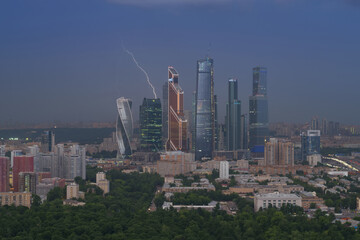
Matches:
[[301, 130, 321, 162], [225, 78, 242, 151], [195, 58, 214, 160], [249, 67, 269, 150], [140, 98, 162, 152]]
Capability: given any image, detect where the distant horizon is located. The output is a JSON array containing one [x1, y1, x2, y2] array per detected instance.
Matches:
[[0, 118, 357, 131]]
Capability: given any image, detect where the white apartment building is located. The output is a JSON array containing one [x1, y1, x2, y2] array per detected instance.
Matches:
[[219, 161, 229, 179]]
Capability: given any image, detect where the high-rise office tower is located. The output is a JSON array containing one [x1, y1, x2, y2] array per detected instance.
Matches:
[[0, 157, 10, 192], [301, 130, 321, 162], [13, 156, 34, 192], [184, 110, 192, 151], [192, 91, 196, 152], [226, 78, 242, 151], [217, 124, 226, 151], [162, 82, 169, 146], [240, 114, 248, 150], [249, 67, 269, 150], [166, 66, 188, 151], [264, 138, 294, 166], [40, 131, 55, 153], [116, 97, 133, 159], [195, 58, 214, 160], [214, 95, 219, 151], [140, 98, 162, 152]]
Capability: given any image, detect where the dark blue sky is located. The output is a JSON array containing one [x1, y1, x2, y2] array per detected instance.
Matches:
[[0, 0, 359, 125]]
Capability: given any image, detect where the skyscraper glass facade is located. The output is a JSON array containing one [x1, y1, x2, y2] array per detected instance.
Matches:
[[226, 78, 242, 151], [167, 67, 188, 151], [116, 97, 133, 159], [301, 130, 321, 162], [140, 98, 162, 152], [249, 67, 269, 150], [195, 58, 214, 160], [162, 81, 168, 146]]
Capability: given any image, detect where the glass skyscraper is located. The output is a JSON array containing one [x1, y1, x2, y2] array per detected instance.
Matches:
[[249, 67, 269, 150], [166, 66, 187, 151], [140, 98, 162, 152], [162, 81, 168, 146], [116, 97, 133, 159], [195, 58, 214, 160], [301, 130, 321, 162], [225, 78, 242, 151]]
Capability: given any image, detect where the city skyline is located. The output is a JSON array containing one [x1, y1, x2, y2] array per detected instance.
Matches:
[[1, 0, 360, 125]]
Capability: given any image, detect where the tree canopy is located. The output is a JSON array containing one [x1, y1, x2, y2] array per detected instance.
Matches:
[[0, 170, 359, 239]]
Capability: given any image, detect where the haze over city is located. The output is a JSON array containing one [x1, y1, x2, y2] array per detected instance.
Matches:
[[1, 0, 360, 125]]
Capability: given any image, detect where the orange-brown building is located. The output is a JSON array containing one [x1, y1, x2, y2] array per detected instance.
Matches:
[[166, 66, 187, 152], [0, 192, 32, 208]]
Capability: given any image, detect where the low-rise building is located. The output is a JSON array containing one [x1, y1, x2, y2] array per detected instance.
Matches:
[[63, 199, 85, 206], [254, 192, 302, 212], [307, 154, 321, 166], [157, 152, 196, 177], [314, 178, 326, 185], [162, 200, 218, 212], [300, 191, 324, 209], [328, 171, 348, 177], [96, 172, 110, 194], [0, 192, 32, 208], [66, 182, 79, 199], [256, 185, 304, 194], [236, 160, 249, 170], [162, 181, 215, 193]]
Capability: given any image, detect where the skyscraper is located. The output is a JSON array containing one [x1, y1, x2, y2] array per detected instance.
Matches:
[[0, 157, 10, 192], [249, 67, 269, 150], [166, 66, 188, 152], [192, 91, 196, 152], [140, 98, 162, 152], [162, 81, 169, 146], [214, 94, 219, 151], [13, 156, 34, 192], [116, 97, 133, 159], [301, 130, 321, 162], [240, 114, 248, 150], [195, 58, 214, 160], [226, 78, 242, 151]]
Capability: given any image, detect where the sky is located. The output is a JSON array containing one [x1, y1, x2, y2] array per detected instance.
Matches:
[[0, 0, 360, 125]]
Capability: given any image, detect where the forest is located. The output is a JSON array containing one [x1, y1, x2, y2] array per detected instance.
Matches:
[[0, 169, 359, 239]]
